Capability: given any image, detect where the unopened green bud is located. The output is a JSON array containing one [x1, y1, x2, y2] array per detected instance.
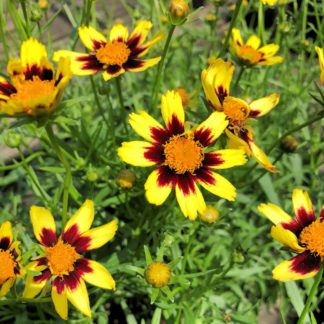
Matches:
[[280, 135, 299, 153], [4, 132, 22, 148], [87, 170, 99, 182], [168, 0, 190, 25], [232, 250, 245, 264], [30, 4, 43, 22]]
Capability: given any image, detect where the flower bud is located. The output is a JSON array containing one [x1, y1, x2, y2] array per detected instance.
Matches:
[[30, 4, 43, 22], [117, 169, 136, 189], [38, 0, 49, 10], [168, 0, 190, 25], [86, 170, 99, 182], [280, 135, 299, 153], [199, 205, 219, 224], [145, 262, 171, 288], [4, 132, 22, 148], [232, 250, 245, 264]]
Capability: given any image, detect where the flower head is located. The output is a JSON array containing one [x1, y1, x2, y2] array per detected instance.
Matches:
[[315, 46, 324, 85], [146, 262, 171, 288], [230, 28, 283, 66], [0, 38, 71, 116], [0, 221, 24, 297], [54, 21, 163, 81], [199, 205, 220, 224], [23, 200, 118, 319], [258, 189, 324, 281], [118, 90, 247, 220], [201, 58, 280, 172]]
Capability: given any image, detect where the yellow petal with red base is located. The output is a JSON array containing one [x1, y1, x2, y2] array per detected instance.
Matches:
[[315, 46, 324, 84], [102, 68, 125, 81], [258, 202, 293, 225], [292, 188, 315, 225], [129, 111, 164, 143], [109, 23, 129, 42], [144, 168, 172, 205], [23, 275, 48, 298], [55, 57, 72, 89], [207, 149, 247, 169], [231, 28, 243, 46], [161, 90, 185, 129], [246, 35, 261, 49], [175, 183, 206, 220], [52, 286, 68, 320], [138, 32, 164, 58], [64, 199, 94, 235], [82, 260, 116, 290], [30, 206, 56, 244], [259, 44, 280, 57], [0, 221, 12, 243], [126, 57, 161, 73], [118, 141, 159, 167], [129, 20, 153, 46], [66, 279, 91, 318], [258, 56, 283, 65], [225, 129, 249, 151], [0, 278, 14, 297], [249, 93, 280, 117], [270, 225, 305, 252], [20, 38, 47, 68], [80, 219, 117, 251], [79, 26, 107, 51]]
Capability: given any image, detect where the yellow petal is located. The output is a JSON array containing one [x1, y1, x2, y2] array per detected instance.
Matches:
[[52, 286, 68, 320], [292, 188, 315, 224], [231, 28, 243, 46], [206, 149, 247, 169], [258, 44, 280, 57], [270, 225, 305, 252], [126, 57, 161, 73], [258, 56, 283, 65], [78, 25, 107, 51], [79, 219, 118, 251], [144, 168, 173, 205], [23, 274, 48, 298], [138, 32, 164, 57], [129, 20, 152, 46], [109, 23, 129, 42], [257, 202, 293, 225], [64, 200, 94, 236], [249, 93, 280, 117], [161, 90, 185, 129], [0, 221, 12, 244], [246, 35, 261, 49], [102, 67, 125, 81], [0, 278, 14, 297], [315, 46, 324, 84], [82, 260, 116, 290], [20, 38, 47, 68], [66, 279, 91, 318]]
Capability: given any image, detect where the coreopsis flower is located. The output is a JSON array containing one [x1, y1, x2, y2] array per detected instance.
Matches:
[[0, 38, 71, 116], [118, 90, 247, 220], [23, 200, 117, 319], [230, 28, 283, 66], [201, 58, 279, 172], [0, 221, 24, 297], [53, 21, 162, 81], [315, 46, 324, 85], [146, 262, 171, 288], [258, 189, 324, 281]]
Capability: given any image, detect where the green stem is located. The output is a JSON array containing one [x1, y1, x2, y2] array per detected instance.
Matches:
[[106, 92, 116, 149], [115, 76, 128, 135], [258, 1, 265, 45], [219, 0, 243, 57], [233, 65, 246, 92], [299, 0, 308, 85], [0, 1, 9, 61], [151, 24, 176, 109], [19, 0, 30, 37], [0, 297, 52, 306], [0, 152, 43, 171], [45, 124, 72, 227], [297, 264, 324, 324]]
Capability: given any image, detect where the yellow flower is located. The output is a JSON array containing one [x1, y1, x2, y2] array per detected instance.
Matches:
[[0, 221, 24, 297], [261, 0, 291, 5], [23, 200, 117, 320], [315, 46, 324, 85], [54, 21, 163, 81], [118, 90, 247, 220], [0, 39, 71, 117], [258, 189, 324, 281], [201, 58, 280, 172], [230, 28, 283, 66], [146, 262, 171, 288]]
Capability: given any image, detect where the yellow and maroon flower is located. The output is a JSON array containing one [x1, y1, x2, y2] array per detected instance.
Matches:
[[315, 46, 324, 85], [53, 21, 162, 81], [118, 90, 247, 220], [258, 189, 324, 281], [0, 221, 24, 297], [201, 58, 279, 172], [0, 38, 71, 116], [230, 28, 283, 66], [23, 200, 117, 319]]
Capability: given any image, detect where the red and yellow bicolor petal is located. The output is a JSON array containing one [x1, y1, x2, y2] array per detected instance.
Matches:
[[55, 56, 72, 90], [204, 149, 247, 169], [0, 221, 13, 246], [76, 219, 118, 252], [0, 278, 15, 297], [20, 38, 48, 69], [231, 28, 243, 47], [202, 59, 234, 110], [258, 202, 294, 226], [292, 189, 315, 227], [102, 67, 125, 81], [118, 141, 163, 167], [135, 32, 164, 58], [79, 25, 107, 51], [258, 44, 280, 57], [270, 225, 305, 252], [52, 285, 68, 320], [196, 169, 237, 201], [246, 35, 261, 49], [175, 179, 206, 220], [249, 93, 280, 118], [128, 111, 164, 143], [315, 46, 324, 84], [161, 90, 185, 131], [30, 206, 57, 247], [0, 76, 15, 101], [109, 23, 129, 42], [82, 259, 115, 290], [63, 200, 94, 238], [129, 20, 153, 47], [53, 51, 102, 75], [66, 278, 91, 318], [144, 167, 173, 205], [272, 251, 321, 281], [23, 273, 50, 298], [194, 111, 228, 147], [124, 57, 161, 73]]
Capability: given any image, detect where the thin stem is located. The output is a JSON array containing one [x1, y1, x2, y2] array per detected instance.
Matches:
[[0, 152, 43, 171], [0, 1, 9, 61], [19, 0, 30, 37], [297, 264, 324, 324], [233, 65, 246, 92], [219, 0, 243, 57], [258, 1, 265, 45], [298, 0, 308, 85], [115, 76, 128, 135], [106, 92, 116, 149], [45, 124, 72, 227], [151, 24, 176, 109], [0, 297, 52, 306]]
